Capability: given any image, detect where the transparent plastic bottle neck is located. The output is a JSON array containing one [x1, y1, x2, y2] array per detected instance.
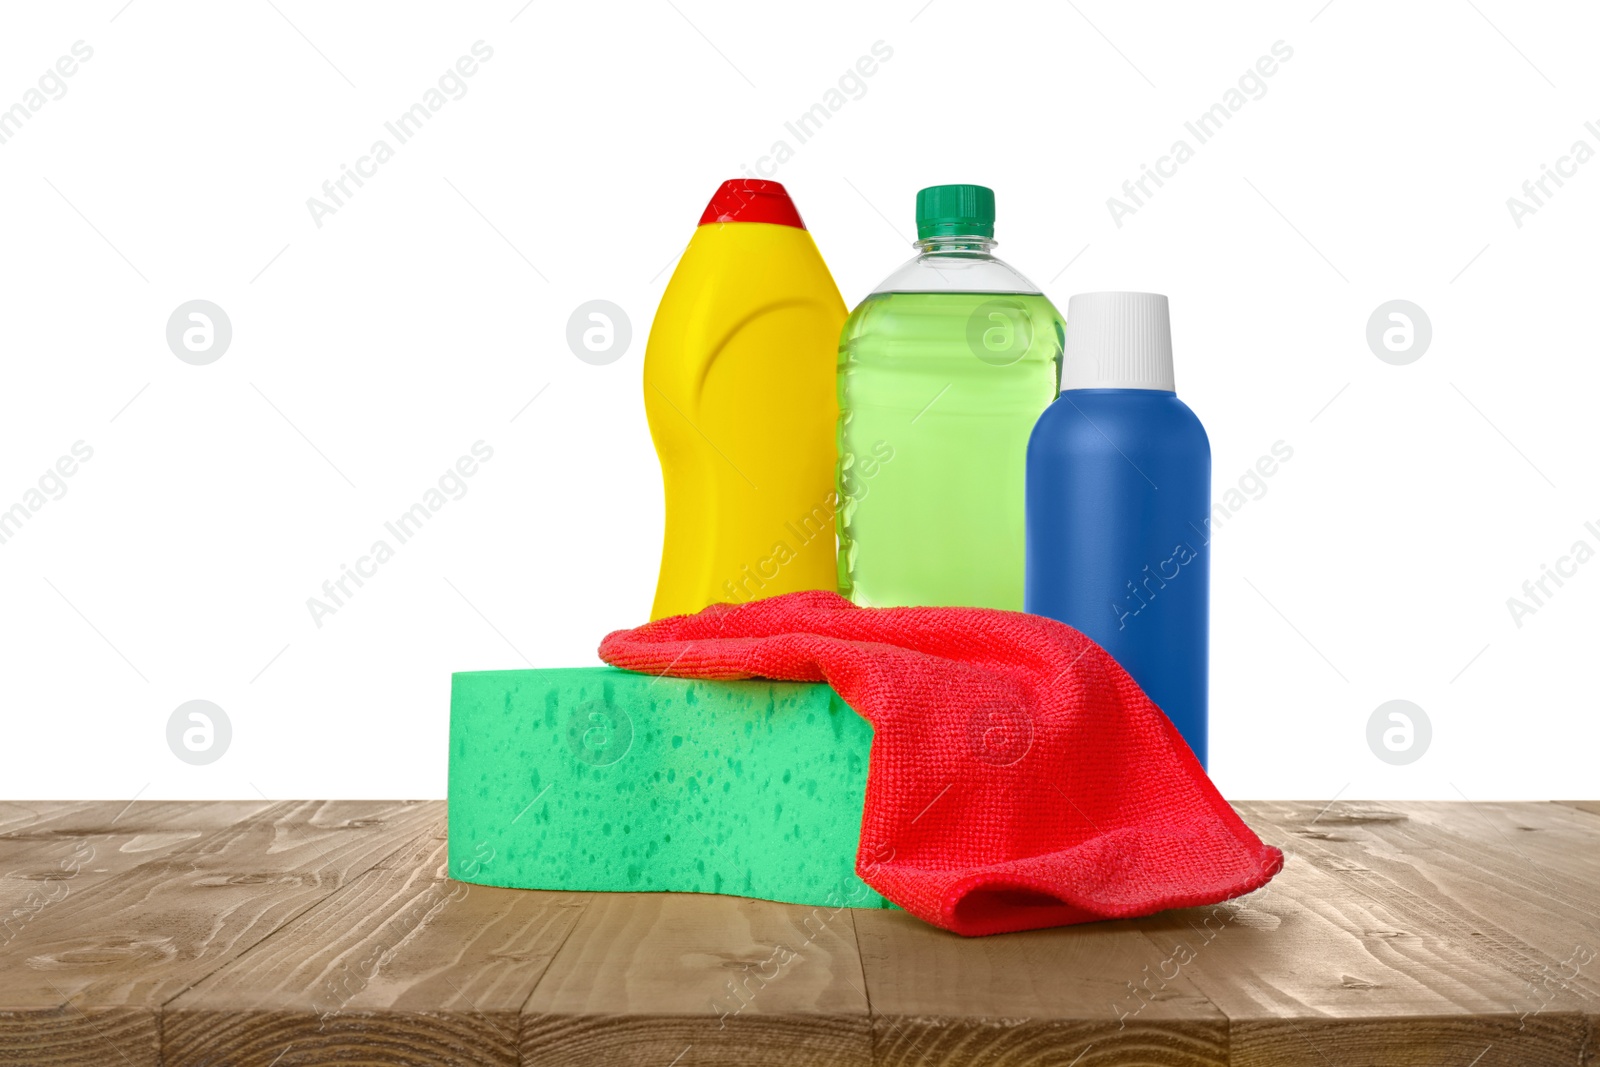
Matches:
[[916, 234, 997, 256], [870, 233, 1042, 295]]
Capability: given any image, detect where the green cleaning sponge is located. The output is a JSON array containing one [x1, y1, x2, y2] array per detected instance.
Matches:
[[447, 666, 886, 908]]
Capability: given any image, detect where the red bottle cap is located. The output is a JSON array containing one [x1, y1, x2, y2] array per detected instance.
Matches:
[[698, 179, 806, 229]]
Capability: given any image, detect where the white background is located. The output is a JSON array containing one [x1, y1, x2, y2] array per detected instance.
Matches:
[[1, 0, 1594, 802]]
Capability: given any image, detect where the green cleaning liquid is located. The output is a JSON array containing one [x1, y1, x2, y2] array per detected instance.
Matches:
[[837, 187, 1062, 609]]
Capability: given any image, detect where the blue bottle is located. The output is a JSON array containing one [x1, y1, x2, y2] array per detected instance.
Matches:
[[1024, 293, 1211, 765]]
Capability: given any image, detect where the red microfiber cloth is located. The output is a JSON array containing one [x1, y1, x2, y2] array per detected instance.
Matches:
[[598, 590, 1282, 937]]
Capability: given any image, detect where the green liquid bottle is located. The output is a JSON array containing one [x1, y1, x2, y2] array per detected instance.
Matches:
[[836, 185, 1063, 609]]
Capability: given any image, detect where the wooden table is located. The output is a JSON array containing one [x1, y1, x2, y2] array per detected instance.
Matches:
[[1, 800, 1596, 1066]]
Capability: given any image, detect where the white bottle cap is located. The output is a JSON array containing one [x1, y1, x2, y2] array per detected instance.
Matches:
[[1061, 292, 1175, 391]]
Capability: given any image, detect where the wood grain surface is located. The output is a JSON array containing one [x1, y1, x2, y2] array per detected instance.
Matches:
[[0, 799, 437, 1067], [1208, 802, 1595, 1067], [166, 819, 584, 1067], [0, 799, 1595, 1066], [855, 906, 1227, 1067], [523, 891, 872, 1066]]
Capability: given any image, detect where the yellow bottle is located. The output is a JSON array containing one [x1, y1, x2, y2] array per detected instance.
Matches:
[[645, 180, 846, 620]]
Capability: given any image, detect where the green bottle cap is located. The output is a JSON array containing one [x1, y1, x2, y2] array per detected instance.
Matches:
[[915, 184, 995, 240]]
